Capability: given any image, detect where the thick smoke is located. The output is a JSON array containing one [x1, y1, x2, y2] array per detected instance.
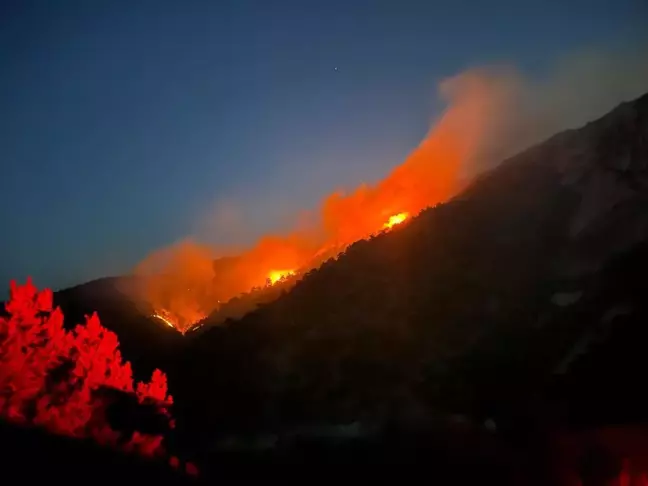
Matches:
[[130, 44, 648, 331]]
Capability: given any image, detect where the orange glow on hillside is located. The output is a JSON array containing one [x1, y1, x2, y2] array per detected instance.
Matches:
[[131, 69, 505, 332], [383, 212, 409, 229], [267, 269, 296, 285], [152, 312, 176, 329]]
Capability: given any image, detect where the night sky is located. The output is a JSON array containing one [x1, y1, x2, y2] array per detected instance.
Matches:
[[0, 0, 645, 292]]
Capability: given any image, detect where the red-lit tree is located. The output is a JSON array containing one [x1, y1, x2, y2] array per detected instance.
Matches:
[[0, 278, 177, 460]]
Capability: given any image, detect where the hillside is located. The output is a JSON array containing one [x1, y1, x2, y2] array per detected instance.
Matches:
[[7, 93, 647, 483], [53, 277, 186, 378], [169, 92, 648, 446]]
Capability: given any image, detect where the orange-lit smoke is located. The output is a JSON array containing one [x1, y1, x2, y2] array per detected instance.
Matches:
[[130, 46, 648, 332], [130, 68, 502, 332]]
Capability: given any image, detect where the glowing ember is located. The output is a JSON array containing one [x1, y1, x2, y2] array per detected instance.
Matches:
[[152, 313, 176, 329], [267, 269, 295, 285], [383, 212, 409, 229]]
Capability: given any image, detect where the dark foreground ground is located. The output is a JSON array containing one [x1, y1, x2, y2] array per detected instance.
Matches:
[[0, 421, 520, 485], [4, 417, 648, 486]]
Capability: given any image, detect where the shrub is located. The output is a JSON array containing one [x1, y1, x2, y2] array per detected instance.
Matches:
[[0, 278, 174, 458]]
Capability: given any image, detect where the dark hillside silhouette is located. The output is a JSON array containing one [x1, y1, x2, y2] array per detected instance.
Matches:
[[53, 277, 186, 379], [170, 93, 648, 452], [2, 93, 647, 485]]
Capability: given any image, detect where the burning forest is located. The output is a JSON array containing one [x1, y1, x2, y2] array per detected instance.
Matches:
[[129, 70, 488, 333], [5, 0, 648, 481], [128, 45, 648, 333]]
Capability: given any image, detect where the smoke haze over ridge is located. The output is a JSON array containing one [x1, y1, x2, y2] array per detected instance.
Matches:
[[130, 42, 648, 330]]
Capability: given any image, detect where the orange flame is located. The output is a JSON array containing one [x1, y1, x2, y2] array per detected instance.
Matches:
[[152, 312, 177, 329], [383, 212, 409, 229], [131, 69, 508, 332], [267, 269, 296, 285]]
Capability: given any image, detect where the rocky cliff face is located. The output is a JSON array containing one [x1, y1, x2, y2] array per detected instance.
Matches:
[[561, 94, 648, 274], [465, 92, 648, 278]]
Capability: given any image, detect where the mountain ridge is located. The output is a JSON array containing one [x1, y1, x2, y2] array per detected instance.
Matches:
[[166, 91, 648, 444], [3, 92, 646, 449]]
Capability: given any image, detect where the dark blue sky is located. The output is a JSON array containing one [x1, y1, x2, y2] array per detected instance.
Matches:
[[0, 0, 645, 291]]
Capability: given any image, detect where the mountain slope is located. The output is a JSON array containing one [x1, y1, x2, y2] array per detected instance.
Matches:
[[172, 92, 648, 444], [14, 93, 647, 453], [52, 276, 186, 378]]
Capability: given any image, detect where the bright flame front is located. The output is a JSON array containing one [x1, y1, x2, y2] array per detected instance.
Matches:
[[152, 312, 176, 329], [267, 269, 295, 285], [383, 212, 409, 229]]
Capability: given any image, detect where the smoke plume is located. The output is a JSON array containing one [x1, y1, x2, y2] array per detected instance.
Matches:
[[130, 43, 648, 331]]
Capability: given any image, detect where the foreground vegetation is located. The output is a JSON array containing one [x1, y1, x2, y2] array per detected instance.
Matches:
[[1, 93, 647, 484]]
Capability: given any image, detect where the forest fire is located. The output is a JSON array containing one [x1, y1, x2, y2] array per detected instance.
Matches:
[[131, 69, 505, 333], [152, 312, 177, 329], [383, 212, 409, 229], [267, 269, 296, 285]]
